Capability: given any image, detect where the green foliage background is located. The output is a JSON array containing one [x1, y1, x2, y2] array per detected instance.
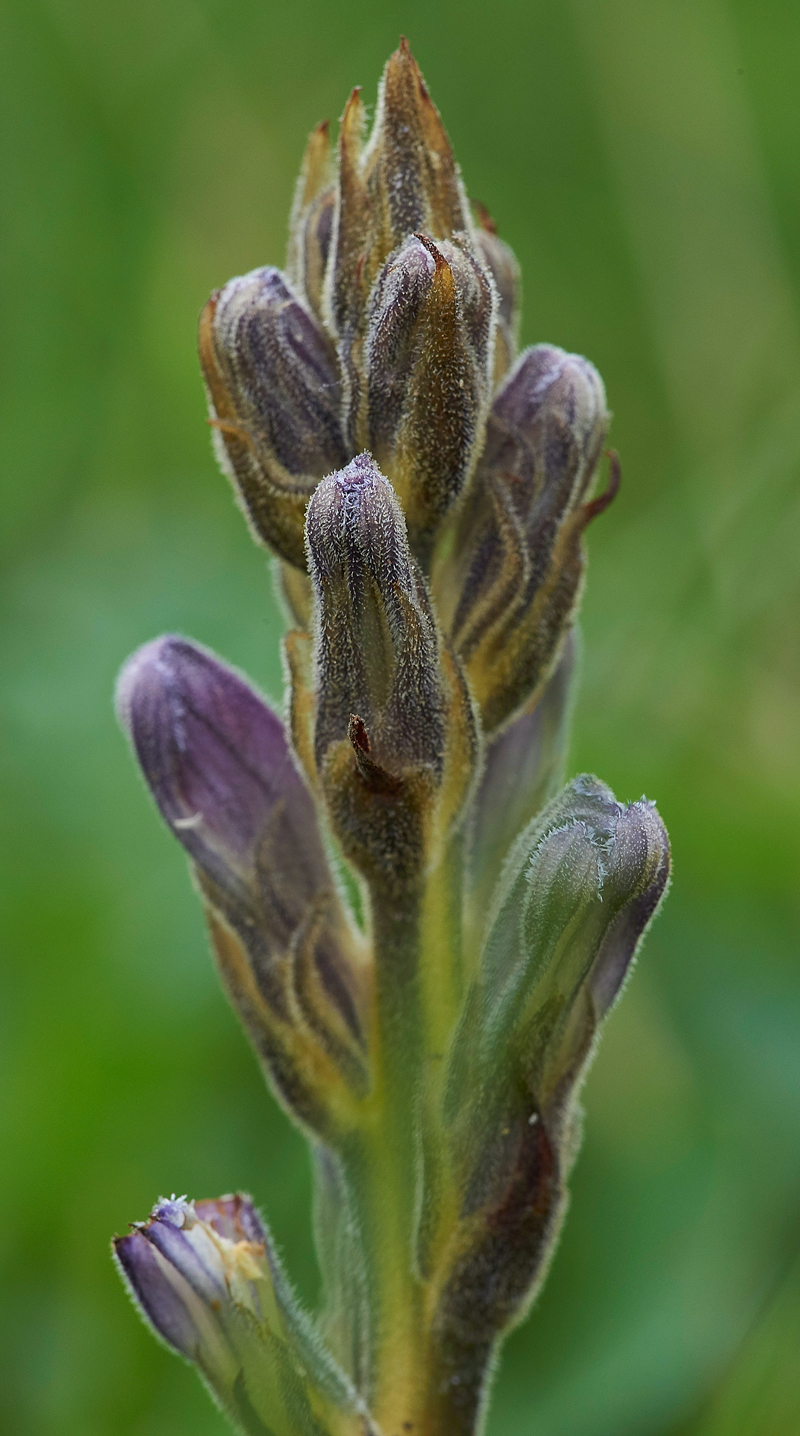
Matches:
[[2, 1, 799, 1432]]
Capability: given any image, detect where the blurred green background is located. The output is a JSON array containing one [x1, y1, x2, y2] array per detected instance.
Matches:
[[2, 0, 799, 1432]]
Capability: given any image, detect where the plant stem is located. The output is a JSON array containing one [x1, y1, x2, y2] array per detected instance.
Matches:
[[341, 834, 487, 1436]]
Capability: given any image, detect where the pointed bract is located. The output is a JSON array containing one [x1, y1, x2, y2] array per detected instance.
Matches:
[[326, 43, 472, 348], [362, 40, 471, 253], [287, 121, 336, 320]]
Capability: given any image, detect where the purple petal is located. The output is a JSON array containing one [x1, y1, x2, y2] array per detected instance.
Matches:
[[114, 1230, 199, 1358], [143, 1218, 226, 1304], [116, 635, 329, 937]]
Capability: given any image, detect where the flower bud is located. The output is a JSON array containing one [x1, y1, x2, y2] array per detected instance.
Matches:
[[362, 234, 496, 566], [478, 775, 670, 1079], [307, 454, 444, 775], [433, 777, 669, 1382], [364, 39, 471, 259], [305, 455, 477, 887], [472, 206, 521, 386], [116, 636, 368, 1135], [114, 1194, 367, 1436], [325, 42, 477, 475], [326, 41, 471, 348], [199, 267, 348, 570], [439, 343, 611, 734]]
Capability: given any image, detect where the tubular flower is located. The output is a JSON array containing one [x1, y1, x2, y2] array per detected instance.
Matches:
[[115, 41, 669, 1436]]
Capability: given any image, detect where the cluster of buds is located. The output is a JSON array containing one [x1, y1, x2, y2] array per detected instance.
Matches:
[[115, 43, 669, 1436]]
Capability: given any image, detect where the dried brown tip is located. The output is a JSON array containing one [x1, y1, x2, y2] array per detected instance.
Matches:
[[349, 714, 371, 755], [582, 450, 621, 527], [347, 714, 402, 793], [340, 87, 364, 139], [472, 199, 499, 235], [414, 232, 450, 273], [298, 119, 331, 208]]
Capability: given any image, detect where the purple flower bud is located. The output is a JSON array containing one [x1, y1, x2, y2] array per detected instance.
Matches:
[[362, 234, 496, 565], [440, 343, 611, 734], [199, 266, 347, 570], [306, 454, 444, 777], [116, 635, 329, 924], [116, 636, 368, 1131], [304, 454, 482, 892], [114, 1193, 365, 1436], [486, 344, 607, 514]]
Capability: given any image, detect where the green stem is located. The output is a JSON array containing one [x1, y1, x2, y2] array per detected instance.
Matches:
[[340, 833, 481, 1436], [345, 882, 428, 1430]]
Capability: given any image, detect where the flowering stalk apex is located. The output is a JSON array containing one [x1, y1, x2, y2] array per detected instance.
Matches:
[[115, 40, 668, 1436]]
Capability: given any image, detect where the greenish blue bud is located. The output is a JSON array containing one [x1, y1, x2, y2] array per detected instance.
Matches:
[[431, 776, 670, 1373]]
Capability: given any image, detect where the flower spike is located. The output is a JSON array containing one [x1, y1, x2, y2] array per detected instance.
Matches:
[[115, 41, 668, 1436]]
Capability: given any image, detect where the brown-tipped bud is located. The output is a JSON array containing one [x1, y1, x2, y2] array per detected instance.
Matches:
[[199, 267, 348, 570], [305, 454, 478, 888], [363, 234, 496, 566], [326, 43, 472, 345], [472, 210, 521, 387], [325, 43, 477, 450], [439, 344, 610, 734], [286, 120, 336, 321], [361, 40, 471, 262], [306, 453, 444, 776]]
